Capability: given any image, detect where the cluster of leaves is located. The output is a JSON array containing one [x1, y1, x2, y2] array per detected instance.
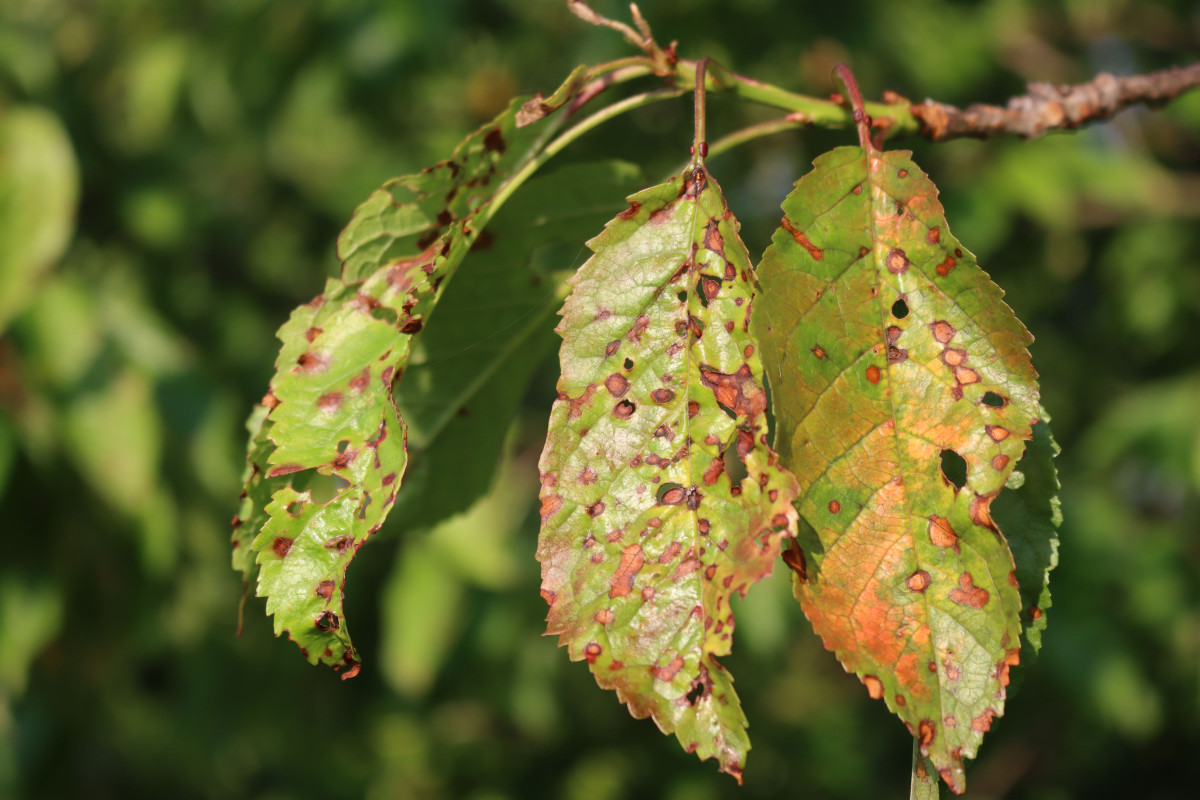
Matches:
[[234, 39, 1061, 792]]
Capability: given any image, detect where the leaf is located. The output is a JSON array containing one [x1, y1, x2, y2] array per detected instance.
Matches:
[[233, 74, 586, 674], [0, 106, 79, 332], [394, 160, 645, 531], [992, 413, 1061, 658], [752, 146, 1041, 794], [537, 164, 800, 782]]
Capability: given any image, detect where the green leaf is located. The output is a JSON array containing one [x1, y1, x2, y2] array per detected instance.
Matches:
[[993, 412, 1061, 658], [537, 165, 800, 782], [234, 76, 586, 675], [752, 146, 1041, 794], [0, 106, 79, 332], [394, 160, 645, 531]]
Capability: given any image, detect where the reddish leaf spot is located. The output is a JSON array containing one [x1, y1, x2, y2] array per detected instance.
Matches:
[[618, 201, 641, 220], [297, 351, 329, 373], [316, 580, 335, 600], [918, 720, 936, 750], [272, 537, 293, 558], [688, 401, 700, 418], [324, 534, 351, 553], [348, 368, 370, 393], [896, 695, 907, 707], [304, 326, 322, 342], [674, 556, 700, 579], [699, 364, 767, 416], [971, 709, 997, 732], [944, 714, 957, 728], [863, 675, 884, 700], [569, 384, 597, 419], [586, 501, 605, 517], [585, 642, 602, 663], [605, 373, 629, 397], [652, 656, 685, 682], [580, 467, 598, 485], [641, 586, 656, 602], [595, 608, 614, 625], [828, 500, 841, 514], [906, 570, 931, 593], [702, 457, 724, 485], [865, 365, 882, 384], [927, 227, 941, 244], [991, 454, 1009, 470], [1030, 605, 1043, 621], [898, 168, 909, 178], [949, 572, 989, 608], [986, 425, 1010, 441], [613, 400, 636, 418], [658, 541, 682, 564], [811, 345, 826, 359], [936, 256, 957, 276], [931, 320, 956, 343], [886, 248, 909, 274], [780, 217, 824, 260], [970, 494, 998, 532], [955, 367, 980, 385], [928, 515, 958, 548], [955, 248, 963, 257], [609, 544, 645, 598]]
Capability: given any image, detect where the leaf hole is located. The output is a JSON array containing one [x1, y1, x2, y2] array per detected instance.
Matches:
[[356, 493, 373, 521], [287, 501, 304, 516], [940, 449, 967, 490], [722, 441, 749, 487], [676, 290, 688, 304], [981, 391, 1006, 408], [686, 681, 708, 705], [337, 439, 351, 454], [891, 298, 909, 319], [624, 358, 634, 370]]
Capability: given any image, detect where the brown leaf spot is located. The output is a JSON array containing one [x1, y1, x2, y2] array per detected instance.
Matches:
[[931, 320, 956, 343], [865, 365, 882, 384], [700, 276, 721, 301], [658, 541, 682, 564], [780, 217, 825, 260], [586, 501, 606, 517], [1030, 605, 1043, 621], [907, 570, 931, 593], [955, 367, 980, 385], [652, 656, 685, 682], [304, 326, 323, 342], [971, 709, 997, 732], [703, 219, 724, 254], [896, 694, 906, 707], [316, 580, 335, 600], [811, 345, 826, 359], [297, 351, 329, 373], [627, 314, 650, 343], [991, 454, 1010, 470], [348, 368, 370, 393], [698, 364, 766, 416], [928, 515, 958, 548], [324, 534, 351, 553], [605, 339, 621, 357], [897, 168, 909, 178], [987, 425, 1010, 441], [936, 255, 957, 276], [702, 457, 724, 485], [927, 227, 941, 244], [852, 184, 863, 195], [858, 245, 870, 257], [609, 544, 645, 598], [483, 127, 506, 153], [944, 715, 956, 728], [674, 556, 700, 579], [687, 401, 700, 418], [604, 373, 629, 397], [828, 500, 841, 514], [641, 586, 656, 602], [539, 494, 562, 523], [580, 467, 598, 485], [782, 539, 807, 581], [613, 400, 636, 419], [887, 346, 908, 364], [584, 642, 602, 664], [568, 384, 597, 419], [595, 609, 614, 625], [941, 348, 967, 367], [949, 572, 989, 608], [886, 248, 909, 274], [272, 537, 293, 558], [618, 201, 641, 220], [863, 675, 885, 700], [648, 388, 674, 405], [970, 496, 999, 538]]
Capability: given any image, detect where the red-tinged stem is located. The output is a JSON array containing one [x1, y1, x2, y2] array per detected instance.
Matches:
[[834, 63, 873, 150], [693, 57, 709, 166]]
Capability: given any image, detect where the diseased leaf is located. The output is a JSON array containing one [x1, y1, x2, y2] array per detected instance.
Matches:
[[993, 412, 1061, 658], [233, 73, 586, 675], [395, 160, 645, 531], [537, 164, 800, 782], [753, 146, 1040, 793]]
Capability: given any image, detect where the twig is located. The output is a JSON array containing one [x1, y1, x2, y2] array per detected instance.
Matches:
[[912, 63, 1200, 141]]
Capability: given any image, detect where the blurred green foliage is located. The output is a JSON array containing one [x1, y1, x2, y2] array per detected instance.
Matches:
[[0, 0, 1198, 797]]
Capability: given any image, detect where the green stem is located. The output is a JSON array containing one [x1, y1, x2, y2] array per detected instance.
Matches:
[[477, 86, 687, 231], [910, 741, 940, 800], [706, 116, 807, 159]]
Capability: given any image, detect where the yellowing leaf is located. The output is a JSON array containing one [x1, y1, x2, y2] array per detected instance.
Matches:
[[753, 146, 1041, 794], [537, 164, 799, 781]]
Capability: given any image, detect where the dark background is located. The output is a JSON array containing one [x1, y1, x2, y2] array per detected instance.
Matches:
[[2, 1, 1199, 797]]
